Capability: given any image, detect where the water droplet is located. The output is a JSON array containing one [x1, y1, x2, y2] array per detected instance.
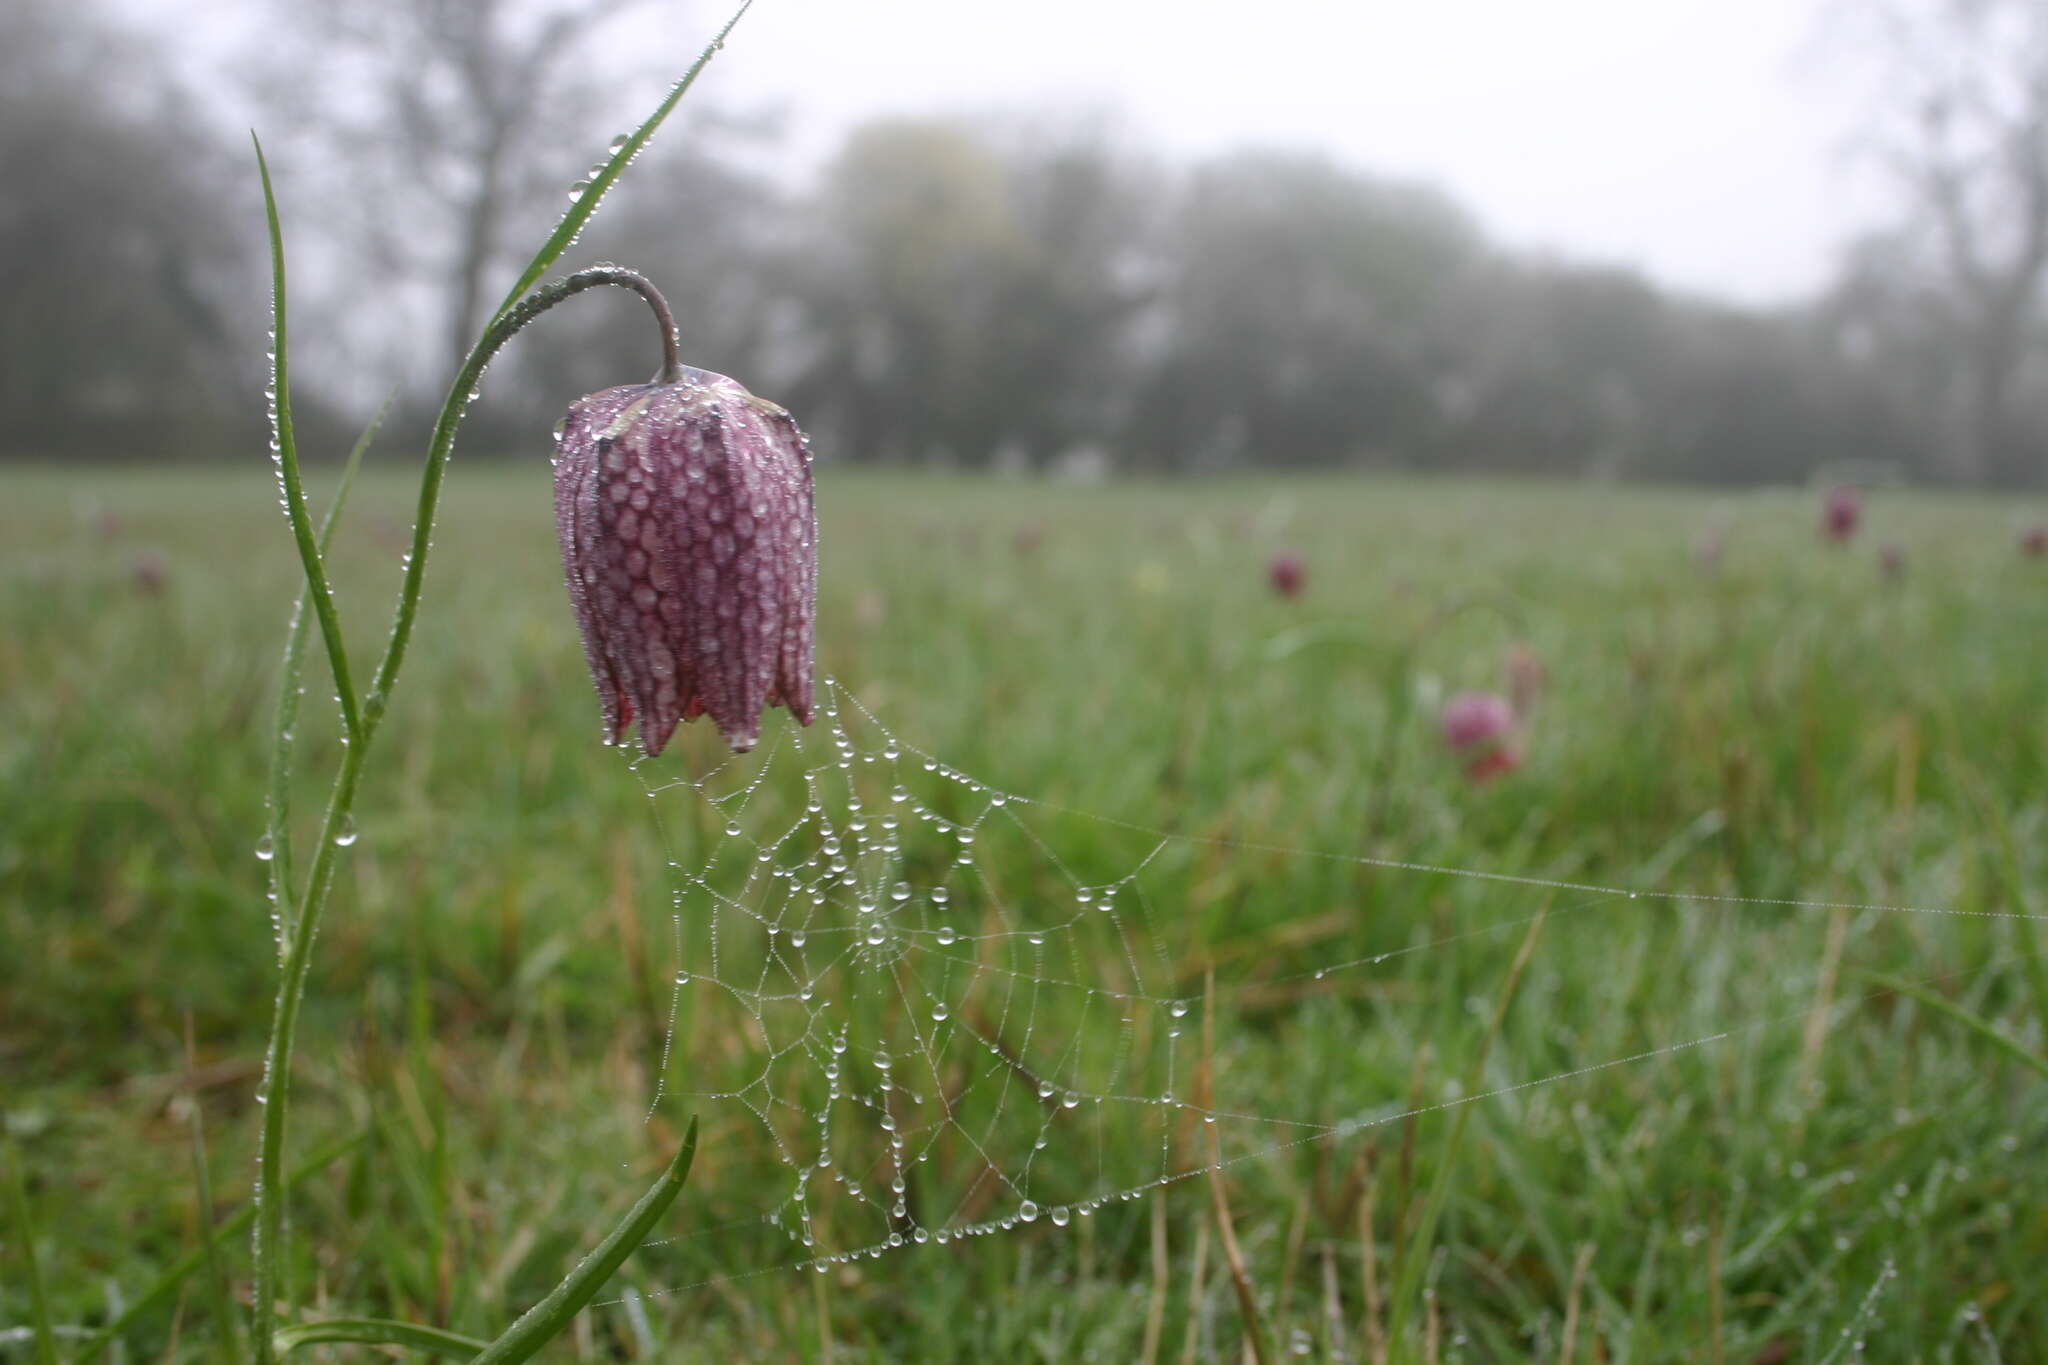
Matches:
[[566, 180, 590, 201], [931, 1003, 949, 1021], [1050, 1206, 1070, 1226], [1018, 1200, 1040, 1222], [936, 926, 957, 945], [255, 834, 275, 862], [333, 817, 358, 847]]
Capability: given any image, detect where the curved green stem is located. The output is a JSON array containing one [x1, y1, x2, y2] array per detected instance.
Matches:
[[362, 266, 678, 732], [248, 8, 746, 1351], [249, 269, 679, 1365]]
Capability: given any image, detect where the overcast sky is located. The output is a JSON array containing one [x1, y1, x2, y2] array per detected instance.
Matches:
[[710, 0, 1882, 305]]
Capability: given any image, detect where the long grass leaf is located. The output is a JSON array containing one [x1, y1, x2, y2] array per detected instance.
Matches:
[[265, 395, 388, 944], [487, 3, 753, 326], [1386, 901, 1550, 1348], [469, 1118, 698, 1364], [252, 134, 361, 746], [3, 1146, 59, 1365], [1863, 971, 2048, 1079], [71, 1130, 366, 1361], [274, 1318, 487, 1358], [187, 1088, 245, 1364]]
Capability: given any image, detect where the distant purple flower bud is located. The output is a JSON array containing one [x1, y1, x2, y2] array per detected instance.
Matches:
[[2021, 526, 2048, 559], [131, 551, 168, 595], [1268, 551, 1305, 599], [1440, 691, 1514, 752], [553, 368, 816, 756], [1821, 486, 1860, 542], [1504, 643, 1545, 715], [1694, 526, 1726, 574]]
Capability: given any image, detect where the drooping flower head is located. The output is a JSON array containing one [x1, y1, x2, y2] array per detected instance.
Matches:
[[1268, 551, 1305, 598], [1821, 486, 1860, 542], [1440, 690, 1519, 783], [1440, 691, 1514, 751], [553, 366, 816, 755]]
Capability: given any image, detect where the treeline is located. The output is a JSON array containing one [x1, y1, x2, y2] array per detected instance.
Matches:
[[8, 0, 2045, 485]]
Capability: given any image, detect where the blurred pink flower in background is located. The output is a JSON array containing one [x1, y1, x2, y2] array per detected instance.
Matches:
[[1693, 526, 1726, 574], [2022, 526, 2048, 558], [1441, 691, 1520, 783], [1821, 486, 1861, 542], [1440, 691, 1512, 748], [130, 551, 168, 595], [1268, 551, 1305, 598]]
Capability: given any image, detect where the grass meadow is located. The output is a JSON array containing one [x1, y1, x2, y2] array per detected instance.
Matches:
[[4, 463, 2047, 1361]]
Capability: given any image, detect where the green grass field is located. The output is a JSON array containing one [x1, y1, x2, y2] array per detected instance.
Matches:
[[4, 464, 2047, 1361]]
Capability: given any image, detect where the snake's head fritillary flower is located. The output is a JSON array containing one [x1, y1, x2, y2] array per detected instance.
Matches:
[[1441, 695, 1523, 777], [131, 551, 168, 595], [1268, 551, 1305, 598], [1440, 690, 1521, 782], [1440, 691, 1514, 752], [2021, 526, 2047, 558], [552, 367, 816, 755], [1822, 486, 1860, 542]]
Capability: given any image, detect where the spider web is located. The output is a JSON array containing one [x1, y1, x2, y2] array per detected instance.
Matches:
[[592, 677, 2034, 1341]]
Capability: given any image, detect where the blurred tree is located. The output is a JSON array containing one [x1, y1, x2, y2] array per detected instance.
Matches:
[[1437, 261, 1671, 476], [244, 0, 674, 394], [787, 117, 1154, 467], [1124, 152, 1481, 470], [0, 0, 256, 460], [1840, 0, 2048, 485]]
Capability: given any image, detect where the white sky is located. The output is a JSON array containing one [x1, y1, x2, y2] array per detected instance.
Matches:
[[711, 0, 1884, 305]]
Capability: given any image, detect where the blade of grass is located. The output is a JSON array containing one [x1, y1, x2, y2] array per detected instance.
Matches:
[[4, 1143, 60, 1365], [1958, 765, 2048, 1046], [251, 134, 360, 748], [186, 1018, 244, 1364], [1385, 897, 1550, 1351], [1862, 971, 2048, 1079], [468, 1117, 698, 1365], [274, 1318, 487, 1358], [73, 1131, 366, 1361], [487, 2, 753, 326], [264, 396, 387, 946], [1201, 970, 1273, 1365]]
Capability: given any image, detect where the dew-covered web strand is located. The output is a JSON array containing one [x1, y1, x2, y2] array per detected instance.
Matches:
[[597, 676, 2017, 1313]]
